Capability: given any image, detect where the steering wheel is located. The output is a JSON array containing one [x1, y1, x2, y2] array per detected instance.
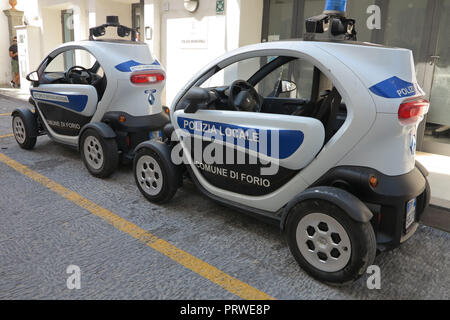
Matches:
[[228, 80, 263, 112], [66, 66, 93, 84]]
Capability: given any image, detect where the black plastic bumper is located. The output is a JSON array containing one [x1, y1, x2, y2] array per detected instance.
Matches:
[[313, 165, 430, 251], [102, 111, 170, 162], [102, 111, 169, 133]]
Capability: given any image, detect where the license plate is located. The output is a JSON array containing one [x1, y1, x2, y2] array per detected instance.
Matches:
[[405, 198, 417, 231]]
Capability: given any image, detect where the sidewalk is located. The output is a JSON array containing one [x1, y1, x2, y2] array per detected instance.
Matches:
[[0, 86, 30, 103]]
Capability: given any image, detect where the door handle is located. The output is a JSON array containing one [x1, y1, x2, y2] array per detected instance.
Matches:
[[429, 55, 440, 65]]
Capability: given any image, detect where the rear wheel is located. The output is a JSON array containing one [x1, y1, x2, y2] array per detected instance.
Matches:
[[134, 146, 179, 203], [80, 129, 118, 178], [12, 114, 37, 150], [286, 199, 376, 285]]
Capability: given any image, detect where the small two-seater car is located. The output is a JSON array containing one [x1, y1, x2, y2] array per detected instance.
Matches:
[[12, 16, 168, 177], [132, 3, 431, 284]]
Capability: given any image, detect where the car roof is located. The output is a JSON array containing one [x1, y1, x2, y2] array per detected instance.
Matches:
[[54, 39, 147, 51]]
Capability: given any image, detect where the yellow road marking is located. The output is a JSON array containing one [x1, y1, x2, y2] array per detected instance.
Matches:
[[0, 152, 274, 300], [0, 133, 13, 139], [0, 113, 11, 116]]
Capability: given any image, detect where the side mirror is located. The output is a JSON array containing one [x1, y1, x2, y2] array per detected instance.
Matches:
[[26, 71, 39, 82], [280, 80, 297, 93], [182, 87, 212, 113]]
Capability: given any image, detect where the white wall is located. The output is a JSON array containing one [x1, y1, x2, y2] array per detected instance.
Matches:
[[160, 0, 263, 107], [238, 0, 263, 47], [4, 0, 134, 84], [94, 0, 132, 36], [41, 7, 64, 56]]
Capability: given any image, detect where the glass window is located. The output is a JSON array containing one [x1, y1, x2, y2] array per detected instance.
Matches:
[[45, 49, 97, 73], [267, 0, 294, 41], [200, 56, 316, 100], [383, 0, 428, 56], [44, 53, 66, 73], [257, 58, 315, 99], [201, 57, 263, 88], [303, 0, 376, 42], [422, 0, 450, 156], [427, 0, 450, 127]]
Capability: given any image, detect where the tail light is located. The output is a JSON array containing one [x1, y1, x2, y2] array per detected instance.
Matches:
[[398, 98, 429, 125], [130, 72, 165, 84]]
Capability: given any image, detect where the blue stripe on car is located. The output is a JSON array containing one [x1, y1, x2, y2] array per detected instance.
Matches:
[[31, 90, 88, 113], [369, 76, 417, 99], [115, 59, 160, 72], [178, 117, 304, 160]]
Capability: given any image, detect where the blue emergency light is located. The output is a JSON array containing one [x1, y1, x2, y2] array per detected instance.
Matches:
[[323, 0, 347, 15]]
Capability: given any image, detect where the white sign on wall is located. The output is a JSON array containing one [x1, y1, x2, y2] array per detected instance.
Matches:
[[179, 19, 208, 49]]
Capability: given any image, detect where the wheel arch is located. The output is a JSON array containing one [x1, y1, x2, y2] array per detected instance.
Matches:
[[280, 186, 373, 231], [79, 122, 116, 150], [134, 139, 183, 201], [11, 108, 38, 137], [134, 139, 173, 158]]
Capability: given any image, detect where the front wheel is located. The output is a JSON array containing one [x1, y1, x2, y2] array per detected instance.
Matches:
[[286, 199, 376, 285], [134, 146, 179, 203], [80, 129, 118, 178], [12, 113, 37, 150]]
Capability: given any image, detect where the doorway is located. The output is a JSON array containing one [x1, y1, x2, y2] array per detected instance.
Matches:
[[419, 0, 450, 156], [132, 2, 145, 41], [61, 9, 74, 69]]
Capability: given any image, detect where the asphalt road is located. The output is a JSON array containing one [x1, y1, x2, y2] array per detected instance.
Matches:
[[0, 95, 449, 300]]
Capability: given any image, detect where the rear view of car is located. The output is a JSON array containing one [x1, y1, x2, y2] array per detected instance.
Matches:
[[321, 43, 431, 249]]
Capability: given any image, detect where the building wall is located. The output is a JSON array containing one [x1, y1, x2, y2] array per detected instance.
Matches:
[[94, 0, 132, 36], [0, 0, 134, 85], [160, 0, 263, 107], [41, 7, 64, 57], [238, 0, 263, 47], [1, 0, 263, 93], [1, 0, 41, 85]]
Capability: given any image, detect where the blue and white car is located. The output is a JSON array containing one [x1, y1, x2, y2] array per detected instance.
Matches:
[[11, 17, 168, 178], [132, 2, 431, 284]]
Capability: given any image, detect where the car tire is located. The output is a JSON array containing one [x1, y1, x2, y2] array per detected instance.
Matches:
[[134, 146, 179, 203], [80, 129, 118, 178], [286, 199, 376, 285], [12, 113, 37, 150]]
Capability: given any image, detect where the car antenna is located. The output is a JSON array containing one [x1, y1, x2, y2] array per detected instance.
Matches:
[[89, 16, 139, 41], [304, 0, 357, 41]]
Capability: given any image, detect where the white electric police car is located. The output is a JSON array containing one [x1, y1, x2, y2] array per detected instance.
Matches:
[[12, 16, 168, 178], [134, 0, 431, 284]]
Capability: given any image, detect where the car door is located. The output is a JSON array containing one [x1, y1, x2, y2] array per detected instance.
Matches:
[[32, 48, 99, 137], [173, 55, 325, 197]]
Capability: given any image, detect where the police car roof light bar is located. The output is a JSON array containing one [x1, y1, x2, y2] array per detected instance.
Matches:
[[304, 0, 356, 41], [89, 16, 139, 41]]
